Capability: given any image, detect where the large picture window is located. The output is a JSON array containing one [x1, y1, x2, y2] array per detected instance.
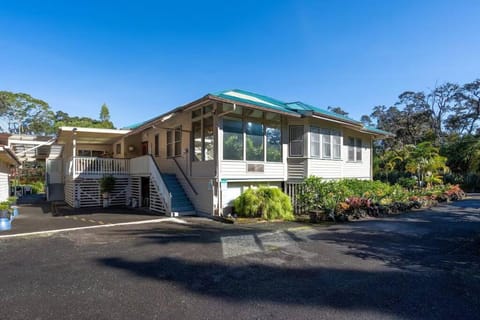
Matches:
[[192, 106, 215, 162], [246, 121, 264, 161], [203, 116, 214, 160], [223, 117, 243, 160], [266, 125, 282, 162], [222, 109, 282, 162]]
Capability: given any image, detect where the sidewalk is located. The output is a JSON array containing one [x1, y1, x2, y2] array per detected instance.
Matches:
[[0, 195, 174, 236]]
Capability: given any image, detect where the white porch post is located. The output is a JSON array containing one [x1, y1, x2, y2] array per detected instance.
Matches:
[[72, 128, 77, 177]]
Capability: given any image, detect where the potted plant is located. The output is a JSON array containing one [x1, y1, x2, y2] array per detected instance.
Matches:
[[8, 196, 18, 217], [0, 201, 13, 231], [99, 175, 116, 207]]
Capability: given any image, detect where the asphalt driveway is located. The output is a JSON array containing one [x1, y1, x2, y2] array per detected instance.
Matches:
[[0, 197, 479, 319], [1, 195, 172, 236]]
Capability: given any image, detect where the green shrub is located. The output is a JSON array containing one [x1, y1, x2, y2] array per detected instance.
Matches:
[[0, 201, 10, 211], [233, 186, 293, 221], [30, 181, 45, 194], [398, 177, 417, 190], [100, 175, 116, 194]]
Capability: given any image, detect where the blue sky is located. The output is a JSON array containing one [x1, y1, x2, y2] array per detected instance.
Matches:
[[1, 0, 479, 128]]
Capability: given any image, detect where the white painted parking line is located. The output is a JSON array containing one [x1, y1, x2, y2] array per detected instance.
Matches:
[[0, 217, 188, 239]]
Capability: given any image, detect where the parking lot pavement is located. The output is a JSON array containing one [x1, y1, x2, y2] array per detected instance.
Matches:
[[0, 199, 179, 236], [0, 197, 479, 319]]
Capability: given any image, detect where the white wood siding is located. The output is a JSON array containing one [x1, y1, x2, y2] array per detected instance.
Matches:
[[219, 161, 285, 180], [341, 129, 372, 179], [0, 162, 9, 201], [307, 159, 343, 179]]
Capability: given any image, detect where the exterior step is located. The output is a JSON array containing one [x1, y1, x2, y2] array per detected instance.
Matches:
[[160, 173, 195, 214]]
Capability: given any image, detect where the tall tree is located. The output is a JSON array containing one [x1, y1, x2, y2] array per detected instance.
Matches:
[[54, 110, 115, 130], [360, 115, 373, 126], [327, 106, 349, 116], [426, 83, 459, 144], [100, 103, 111, 122], [0, 91, 55, 135]]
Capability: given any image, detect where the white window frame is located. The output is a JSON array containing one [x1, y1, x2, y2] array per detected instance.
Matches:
[[289, 126, 304, 157], [310, 127, 341, 160], [348, 136, 362, 162], [167, 127, 182, 158]]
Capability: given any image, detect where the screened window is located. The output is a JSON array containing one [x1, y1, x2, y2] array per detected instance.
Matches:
[[223, 117, 243, 160], [289, 126, 304, 157], [332, 131, 341, 159], [246, 121, 264, 161], [154, 134, 159, 156], [356, 138, 362, 161], [310, 127, 321, 158], [266, 125, 282, 162], [322, 129, 332, 159], [348, 137, 355, 161], [116, 143, 121, 155], [310, 127, 341, 159]]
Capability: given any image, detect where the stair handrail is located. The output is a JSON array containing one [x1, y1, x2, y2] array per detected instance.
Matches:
[[147, 155, 172, 213], [171, 157, 198, 195]]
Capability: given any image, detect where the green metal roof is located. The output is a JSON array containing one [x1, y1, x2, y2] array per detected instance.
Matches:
[[212, 89, 298, 115], [362, 126, 395, 136], [285, 101, 361, 124], [121, 121, 147, 130], [124, 89, 393, 137]]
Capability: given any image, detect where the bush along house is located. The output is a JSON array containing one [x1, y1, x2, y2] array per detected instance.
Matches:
[[45, 89, 393, 216]]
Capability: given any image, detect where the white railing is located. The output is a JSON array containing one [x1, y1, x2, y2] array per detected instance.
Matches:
[[70, 156, 130, 177], [66, 155, 172, 214], [130, 155, 172, 214]]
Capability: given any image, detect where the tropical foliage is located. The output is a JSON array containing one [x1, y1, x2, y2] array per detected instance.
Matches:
[[369, 79, 480, 191], [296, 176, 465, 222]]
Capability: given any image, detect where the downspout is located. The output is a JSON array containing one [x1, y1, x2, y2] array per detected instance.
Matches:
[[214, 103, 236, 216]]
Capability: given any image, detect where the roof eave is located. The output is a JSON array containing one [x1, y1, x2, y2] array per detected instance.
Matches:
[[310, 113, 363, 127], [124, 95, 213, 138], [0, 146, 21, 166], [208, 95, 302, 118], [359, 128, 395, 139]]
